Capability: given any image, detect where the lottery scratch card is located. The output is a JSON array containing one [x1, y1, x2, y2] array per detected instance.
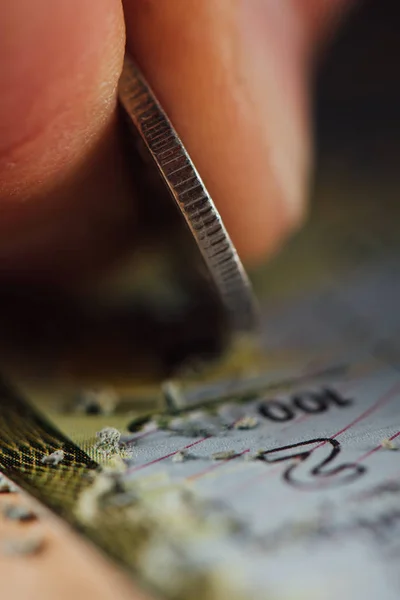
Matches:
[[1, 177, 400, 600]]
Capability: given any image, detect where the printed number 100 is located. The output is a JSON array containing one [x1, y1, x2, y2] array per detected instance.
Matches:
[[258, 388, 352, 423]]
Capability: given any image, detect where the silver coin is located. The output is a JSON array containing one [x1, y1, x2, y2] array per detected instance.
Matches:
[[118, 55, 257, 333]]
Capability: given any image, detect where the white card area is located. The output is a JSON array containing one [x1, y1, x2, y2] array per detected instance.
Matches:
[[123, 256, 400, 600]]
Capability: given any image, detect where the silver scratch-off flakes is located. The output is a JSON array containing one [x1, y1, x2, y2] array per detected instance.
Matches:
[[172, 450, 188, 463], [212, 450, 239, 461], [118, 443, 135, 460], [172, 450, 198, 463], [381, 438, 398, 450], [94, 427, 121, 456], [41, 449, 65, 466], [168, 416, 211, 438], [168, 411, 223, 438], [1, 504, 37, 522], [217, 404, 259, 430], [233, 416, 259, 430], [244, 449, 265, 461]]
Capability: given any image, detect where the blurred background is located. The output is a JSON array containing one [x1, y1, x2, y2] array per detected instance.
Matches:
[[316, 0, 399, 178], [0, 0, 399, 385], [256, 0, 400, 295]]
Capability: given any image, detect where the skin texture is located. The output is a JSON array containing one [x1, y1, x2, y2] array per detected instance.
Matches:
[[0, 493, 149, 599], [0, 0, 347, 282]]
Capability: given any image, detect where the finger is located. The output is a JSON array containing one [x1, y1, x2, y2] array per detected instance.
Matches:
[[0, 0, 130, 282], [122, 0, 309, 262], [297, 0, 354, 48], [123, 0, 348, 263]]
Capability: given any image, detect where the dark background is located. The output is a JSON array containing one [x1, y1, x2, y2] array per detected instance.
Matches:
[[316, 0, 399, 178]]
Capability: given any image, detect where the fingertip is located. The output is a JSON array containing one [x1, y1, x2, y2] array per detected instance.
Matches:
[[0, 0, 132, 279], [0, 0, 124, 162], [123, 0, 310, 264]]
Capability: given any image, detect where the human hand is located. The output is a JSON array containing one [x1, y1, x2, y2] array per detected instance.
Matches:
[[0, 0, 348, 283]]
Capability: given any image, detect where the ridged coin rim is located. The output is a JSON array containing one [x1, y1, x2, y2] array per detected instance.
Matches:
[[118, 55, 257, 332]]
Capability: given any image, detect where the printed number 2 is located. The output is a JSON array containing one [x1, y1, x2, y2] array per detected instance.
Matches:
[[258, 438, 366, 489]]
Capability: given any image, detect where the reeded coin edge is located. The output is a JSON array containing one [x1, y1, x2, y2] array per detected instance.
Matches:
[[118, 55, 257, 332]]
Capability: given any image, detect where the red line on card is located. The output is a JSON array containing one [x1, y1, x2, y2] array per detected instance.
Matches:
[[297, 386, 400, 491], [228, 381, 399, 494], [320, 432, 400, 496], [333, 382, 400, 439], [187, 449, 250, 482], [280, 380, 355, 442], [313, 380, 400, 451], [356, 430, 400, 463], [126, 437, 209, 474]]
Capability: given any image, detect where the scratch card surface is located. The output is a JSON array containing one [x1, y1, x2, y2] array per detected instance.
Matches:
[[1, 179, 400, 600]]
